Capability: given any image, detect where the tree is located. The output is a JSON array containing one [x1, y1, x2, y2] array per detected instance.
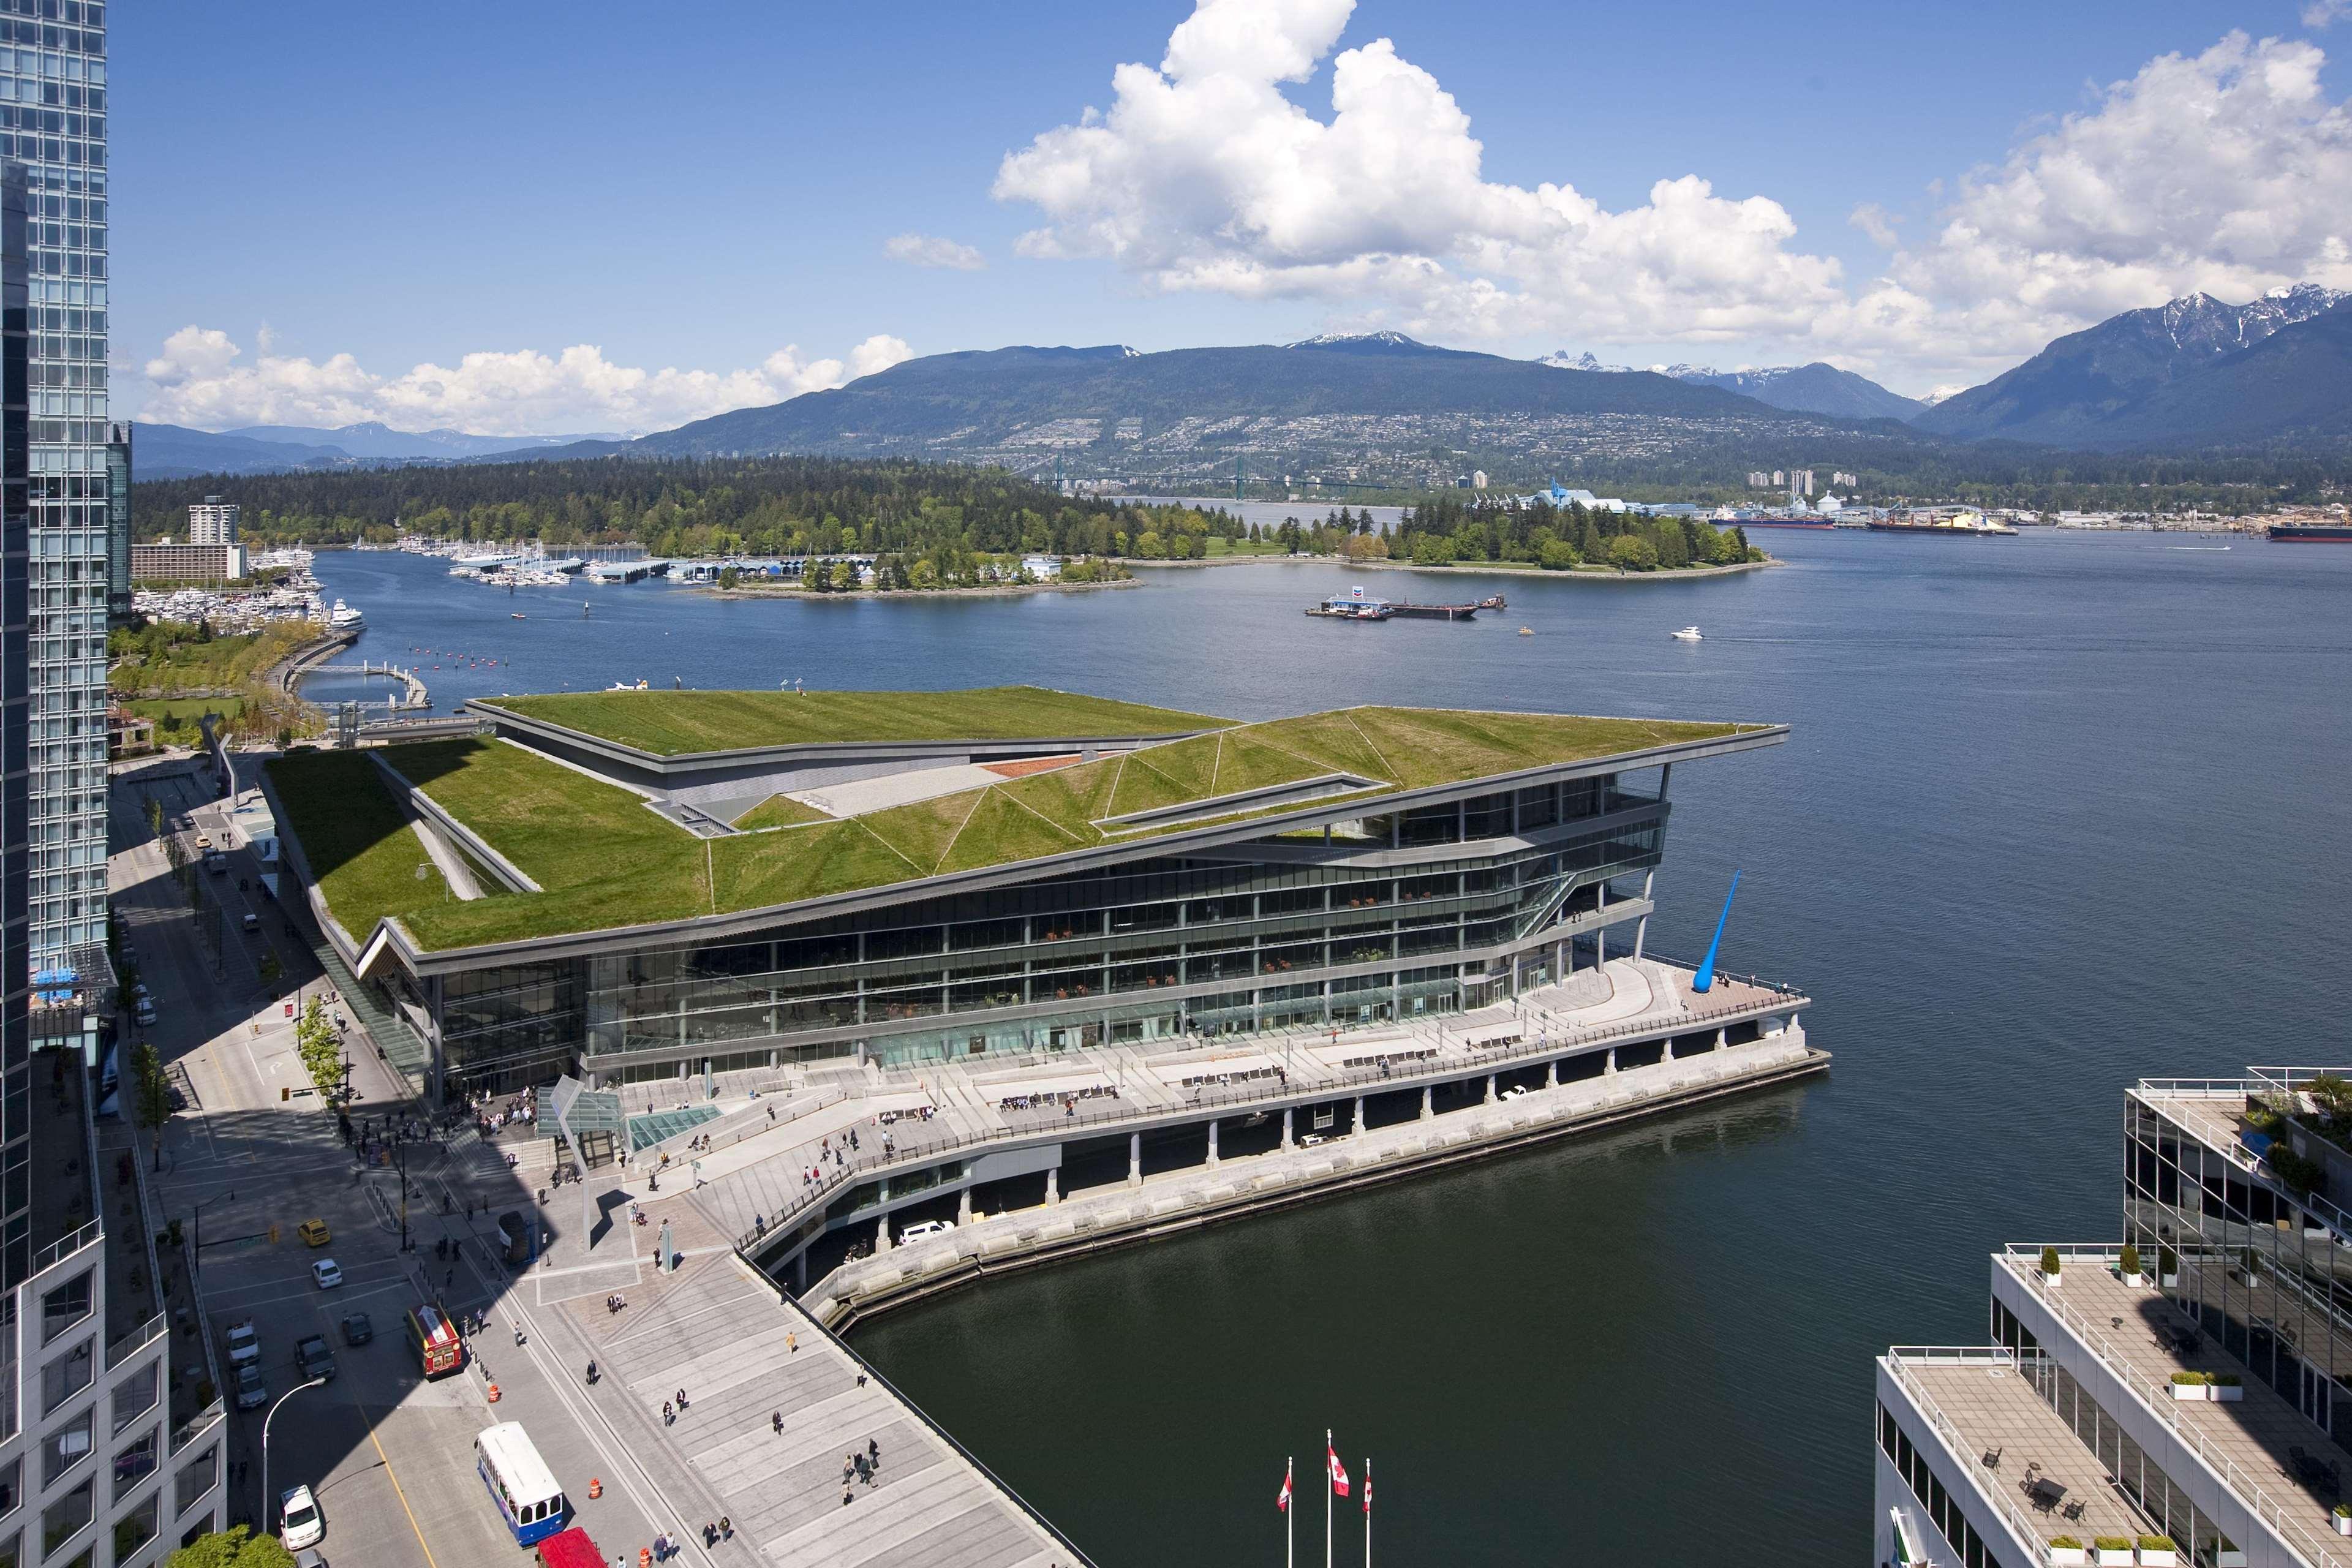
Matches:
[[1538, 539, 1580, 570], [1606, 534, 1659, 571], [145, 797, 164, 840], [717, 566, 741, 591], [167, 1528, 298, 1568], [131, 1041, 172, 1169]]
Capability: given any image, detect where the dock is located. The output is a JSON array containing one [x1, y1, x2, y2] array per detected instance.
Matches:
[[295, 658, 431, 709]]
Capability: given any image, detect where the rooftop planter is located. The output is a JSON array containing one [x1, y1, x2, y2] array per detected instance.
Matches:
[[2332, 1502, 2352, 1537], [2137, 1536, 2178, 1566], [2093, 1540, 2135, 1567], [2047, 1539, 2087, 1567], [2120, 1242, 2145, 1287], [2166, 1371, 2242, 1402], [2042, 1245, 2064, 1286]]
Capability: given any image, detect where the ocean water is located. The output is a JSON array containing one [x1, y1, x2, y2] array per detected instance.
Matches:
[[309, 532, 2352, 1565]]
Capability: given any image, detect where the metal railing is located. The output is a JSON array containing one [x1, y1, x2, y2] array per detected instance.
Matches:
[[169, 1402, 224, 1456], [637, 1087, 848, 1165], [729, 981, 1808, 1253], [2134, 1081, 2352, 1247], [105, 1313, 165, 1372], [32, 1219, 99, 1277], [1999, 1247, 2350, 1568], [1882, 1349, 2075, 1566]]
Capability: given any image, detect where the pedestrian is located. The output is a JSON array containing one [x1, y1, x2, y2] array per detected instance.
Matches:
[[675, 1387, 688, 1410], [855, 1371, 868, 1388], [772, 1410, 783, 1434], [701, 1521, 717, 1548], [843, 1455, 854, 1485], [786, 1331, 797, 1354], [720, 1518, 731, 1541], [842, 1486, 853, 1507], [662, 1400, 674, 1426], [445, 1267, 454, 1288], [868, 1438, 879, 1466]]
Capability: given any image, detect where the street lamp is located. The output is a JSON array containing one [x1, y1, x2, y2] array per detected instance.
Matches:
[[190, 1189, 234, 1278], [260, 1376, 328, 1536]]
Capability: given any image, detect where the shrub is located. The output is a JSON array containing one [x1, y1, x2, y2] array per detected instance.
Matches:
[[2048, 1538, 2081, 1551], [2093, 1539, 2133, 1553], [2119, 1242, 2140, 1276], [2169, 1370, 2207, 1385], [2266, 1144, 2326, 1198], [2212, 1373, 2240, 1386], [2137, 1537, 2175, 1553], [2158, 1245, 2177, 1275], [2041, 1245, 2062, 1276]]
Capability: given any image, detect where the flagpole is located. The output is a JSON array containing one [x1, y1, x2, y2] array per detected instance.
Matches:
[[1363, 1456, 1371, 1568], [1325, 1429, 1333, 1568], [1287, 1458, 1294, 1568]]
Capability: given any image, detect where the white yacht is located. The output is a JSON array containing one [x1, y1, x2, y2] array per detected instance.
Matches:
[[329, 598, 365, 630], [1671, 625, 1703, 641]]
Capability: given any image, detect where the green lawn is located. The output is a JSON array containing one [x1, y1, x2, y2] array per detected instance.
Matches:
[[265, 752, 447, 937], [277, 705, 1759, 951], [733, 793, 833, 831], [478, 685, 1231, 755], [123, 695, 247, 727]]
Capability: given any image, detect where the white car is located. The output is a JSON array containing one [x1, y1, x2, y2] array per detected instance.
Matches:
[[311, 1258, 343, 1290], [898, 1219, 956, 1244], [280, 1483, 323, 1550], [1501, 1086, 1530, 1101], [1298, 1133, 1327, 1148]]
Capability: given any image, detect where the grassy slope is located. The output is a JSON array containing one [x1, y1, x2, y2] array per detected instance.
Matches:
[[285, 709, 1752, 950], [265, 752, 443, 936], [478, 685, 1231, 755], [733, 794, 832, 831]]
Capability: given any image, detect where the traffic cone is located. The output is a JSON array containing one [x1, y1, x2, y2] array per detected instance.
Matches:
[[486, 1382, 500, 1403], [587, 1477, 602, 1499]]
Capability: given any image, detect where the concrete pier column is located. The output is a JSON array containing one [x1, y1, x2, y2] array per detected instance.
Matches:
[[876, 1216, 892, 1252], [1282, 1108, 1294, 1148], [1604, 1049, 1617, 1076], [1046, 1168, 1060, 1205], [1420, 1085, 1432, 1120], [1128, 1133, 1142, 1185], [1485, 1074, 1497, 1104], [1352, 1096, 1363, 1136], [1545, 1058, 1558, 1088], [1716, 1028, 1728, 1052], [796, 1249, 808, 1292], [1662, 1036, 1675, 1062], [1208, 1120, 1221, 1164], [957, 1188, 972, 1224]]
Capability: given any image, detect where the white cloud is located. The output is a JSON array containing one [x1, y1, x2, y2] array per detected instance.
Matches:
[[993, 4, 2352, 391], [138, 329, 914, 435], [883, 232, 986, 270], [2305, 0, 2350, 29]]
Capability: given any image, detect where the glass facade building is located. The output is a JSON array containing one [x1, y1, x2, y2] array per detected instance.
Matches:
[[0, 0, 106, 965], [417, 775, 1670, 1096]]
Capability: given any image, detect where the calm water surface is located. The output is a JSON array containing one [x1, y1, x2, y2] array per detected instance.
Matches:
[[311, 534, 2352, 1566]]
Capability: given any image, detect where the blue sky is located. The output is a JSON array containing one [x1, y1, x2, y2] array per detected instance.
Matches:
[[116, 1, 2344, 431]]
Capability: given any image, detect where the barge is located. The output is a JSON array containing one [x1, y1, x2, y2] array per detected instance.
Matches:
[[1306, 588, 1507, 621]]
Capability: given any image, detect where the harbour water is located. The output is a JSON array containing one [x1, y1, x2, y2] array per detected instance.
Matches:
[[306, 532, 2352, 1566]]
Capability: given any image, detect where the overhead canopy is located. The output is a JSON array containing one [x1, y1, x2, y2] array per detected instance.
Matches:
[[549, 1074, 625, 1142]]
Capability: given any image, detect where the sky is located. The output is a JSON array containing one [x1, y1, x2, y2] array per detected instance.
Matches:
[[114, 0, 2352, 434]]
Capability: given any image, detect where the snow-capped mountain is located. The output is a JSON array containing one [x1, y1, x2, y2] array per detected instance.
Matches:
[[1537, 351, 1920, 420]]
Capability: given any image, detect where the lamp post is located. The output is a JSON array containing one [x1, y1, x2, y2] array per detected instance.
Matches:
[[190, 1189, 234, 1278], [260, 1376, 327, 1534]]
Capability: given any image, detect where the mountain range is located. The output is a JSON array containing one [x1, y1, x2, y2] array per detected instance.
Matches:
[[132, 420, 627, 479], [1912, 284, 2350, 447], [1536, 350, 1924, 421]]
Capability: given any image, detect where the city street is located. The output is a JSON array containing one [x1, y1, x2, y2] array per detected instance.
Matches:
[[111, 753, 710, 1567]]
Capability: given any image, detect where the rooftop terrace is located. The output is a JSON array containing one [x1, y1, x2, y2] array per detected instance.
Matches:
[[475, 685, 1229, 756], [268, 692, 1766, 954]]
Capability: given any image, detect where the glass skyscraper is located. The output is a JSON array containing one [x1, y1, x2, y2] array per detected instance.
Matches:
[[0, 1, 106, 967]]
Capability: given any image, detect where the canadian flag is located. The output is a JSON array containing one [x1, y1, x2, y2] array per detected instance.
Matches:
[[1327, 1444, 1350, 1498], [1362, 1457, 1372, 1516], [1277, 1460, 1292, 1513]]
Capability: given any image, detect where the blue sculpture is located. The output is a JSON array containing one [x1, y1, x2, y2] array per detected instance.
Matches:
[[1692, 871, 1741, 993]]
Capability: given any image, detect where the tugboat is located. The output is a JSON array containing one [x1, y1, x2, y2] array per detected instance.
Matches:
[[1306, 589, 1393, 620]]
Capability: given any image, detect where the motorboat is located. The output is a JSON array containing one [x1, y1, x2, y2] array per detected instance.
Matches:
[[329, 599, 364, 630], [1670, 625, 1702, 641]]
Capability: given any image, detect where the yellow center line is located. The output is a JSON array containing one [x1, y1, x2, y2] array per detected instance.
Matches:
[[364, 1420, 443, 1568]]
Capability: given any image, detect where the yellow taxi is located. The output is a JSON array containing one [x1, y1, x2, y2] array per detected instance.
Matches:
[[296, 1218, 331, 1248]]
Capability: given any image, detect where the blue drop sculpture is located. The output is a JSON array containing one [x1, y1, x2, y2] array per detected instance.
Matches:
[[1692, 870, 1740, 993]]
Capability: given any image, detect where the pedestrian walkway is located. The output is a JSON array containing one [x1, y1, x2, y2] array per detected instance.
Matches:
[[546, 1248, 1079, 1568]]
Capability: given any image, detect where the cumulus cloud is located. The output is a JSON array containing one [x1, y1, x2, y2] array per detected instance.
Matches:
[[993, 3, 2352, 390], [883, 232, 986, 270], [993, 0, 1842, 347], [2305, 0, 2350, 28], [138, 329, 914, 435]]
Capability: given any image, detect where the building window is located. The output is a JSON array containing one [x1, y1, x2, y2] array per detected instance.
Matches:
[[0, 1458, 15, 1517], [37, 1272, 87, 1344], [108, 1423, 153, 1499], [42, 1412, 90, 1485], [173, 1447, 213, 1517], [0, 1530, 15, 1568], [108, 1360, 153, 1433], [108, 1490, 153, 1560], [38, 1337, 88, 1415], [39, 1477, 88, 1553]]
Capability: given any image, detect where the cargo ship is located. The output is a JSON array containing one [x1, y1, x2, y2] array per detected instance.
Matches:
[[1866, 510, 2016, 538], [2266, 523, 2352, 543]]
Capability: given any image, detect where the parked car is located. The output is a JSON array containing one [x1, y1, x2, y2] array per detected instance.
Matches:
[[233, 1362, 268, 1410], [223, 1319, 259, 1368], [295, 1334, 336, 1382], [339, 1311, 372, 1347], [1501, 1085, 1529, 1101], [242, 913, 260, 933], [310, 1258, 342, 1290], [898, 1219, 956, 1244], [280, 1483, 323, 1550]]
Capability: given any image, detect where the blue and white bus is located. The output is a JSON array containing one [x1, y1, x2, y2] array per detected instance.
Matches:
[[475, 1421, 568, 1546]]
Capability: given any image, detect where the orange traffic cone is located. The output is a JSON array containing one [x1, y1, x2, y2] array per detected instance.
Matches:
[[486, 1382, 500, 1403], [587, 1477, 603, 1499], [639, 1550, 652, 1568]]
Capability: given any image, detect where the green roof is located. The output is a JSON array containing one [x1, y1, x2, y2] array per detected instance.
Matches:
[[475, 684, 1229, 756], [271, 697, 1763, 954]]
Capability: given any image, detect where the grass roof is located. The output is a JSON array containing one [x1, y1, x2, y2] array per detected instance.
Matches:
[[475, 684, 1229, 756], [274, 700, 1760, 953]]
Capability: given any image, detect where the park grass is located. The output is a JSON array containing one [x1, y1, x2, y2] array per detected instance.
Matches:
[[478, 684, 1231, 756], [264, 752, 444, 938], [275, 705, 1756, 950], [733, 794, 831, 831]]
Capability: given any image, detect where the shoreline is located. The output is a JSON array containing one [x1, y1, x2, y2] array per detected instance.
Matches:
[[1125, 552, 1782, 582], [695, 575, 1145, 602]]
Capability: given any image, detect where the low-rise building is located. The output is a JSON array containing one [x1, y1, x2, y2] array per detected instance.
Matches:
[[1877, 1066, 2352, 1568], [129, 541, 247, 584]]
